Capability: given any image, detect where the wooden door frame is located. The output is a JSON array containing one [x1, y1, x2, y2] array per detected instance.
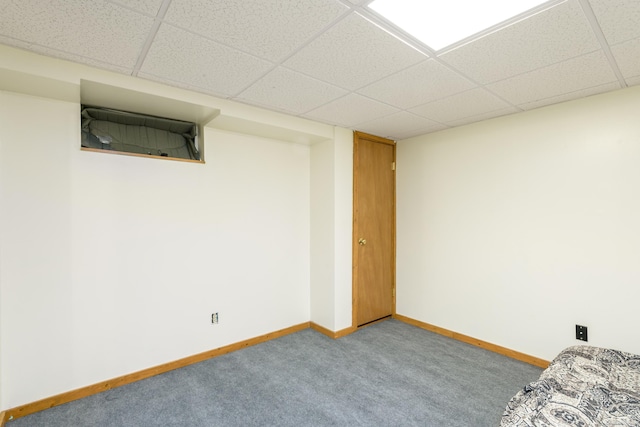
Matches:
[[352, 131, 396, 328]]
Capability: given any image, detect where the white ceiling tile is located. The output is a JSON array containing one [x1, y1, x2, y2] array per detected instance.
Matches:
[[236, 67, 348, 115], [518, 82, 620, 110], [304, 93, 400, 128], [518, 82, 621, 110], [444, 107, 519, 127], [284, 13, 426, 90], [355, 112, 441, 140], [1, 0, 639, 137], [164, 0, 348, 61], [133, 73, 230, 99], [409, 88, 512, 123], [626, 76, 640, 86], [610, 37, 640, 80], [589, 0, 640, 45], [0, 0, 153, 68], [393, 124, 450, 141], [487, 51, 618, 105], [109, 0, 164, 15], [139, 24, 274, 97], [440, 0, 601, 84], [357, 59, 476, 109], [0, 36, 133, 75]]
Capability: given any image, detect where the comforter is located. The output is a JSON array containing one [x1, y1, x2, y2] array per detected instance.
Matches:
[[501, 345, 640, 426]]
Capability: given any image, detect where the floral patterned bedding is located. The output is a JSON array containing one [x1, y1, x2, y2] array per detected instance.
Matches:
[[501, 345, 640, 426]]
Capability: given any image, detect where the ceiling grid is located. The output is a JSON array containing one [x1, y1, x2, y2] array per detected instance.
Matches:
[[1, 0, 638, 140]]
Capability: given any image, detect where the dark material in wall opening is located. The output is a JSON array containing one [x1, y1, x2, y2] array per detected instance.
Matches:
[[81, 105, 200, 161]]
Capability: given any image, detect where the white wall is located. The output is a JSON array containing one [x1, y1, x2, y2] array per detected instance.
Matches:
[[0, 91, 311, 409], [0, 47, 356, 411], [309, 127, 353, 332], [397, 85, 640, 361], [0, 94, 78, 410], [310, 139, 336, 329], [333, 127, 354, 331]]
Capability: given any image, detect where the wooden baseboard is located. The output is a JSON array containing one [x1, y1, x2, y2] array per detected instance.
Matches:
[[310, 322, 356, 339], [393, 314, 550, 369], [3, 317, 546, 421], [3, 322, 310, 422]]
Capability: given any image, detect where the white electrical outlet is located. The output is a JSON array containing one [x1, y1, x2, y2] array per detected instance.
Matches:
[[211, 312, 219, 324]]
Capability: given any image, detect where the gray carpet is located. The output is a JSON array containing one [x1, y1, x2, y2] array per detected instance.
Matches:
[[9, 319, 542, 426]]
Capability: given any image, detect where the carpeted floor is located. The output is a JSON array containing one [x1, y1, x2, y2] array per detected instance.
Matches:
[[8, 319, 542, 426]]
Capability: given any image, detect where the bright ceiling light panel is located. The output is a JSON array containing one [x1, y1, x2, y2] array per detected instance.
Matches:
[[368, 0, 552, 51]]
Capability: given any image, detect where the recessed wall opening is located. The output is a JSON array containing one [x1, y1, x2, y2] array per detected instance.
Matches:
[[78, 79, 222, 163], [81, 105, 201, 161]]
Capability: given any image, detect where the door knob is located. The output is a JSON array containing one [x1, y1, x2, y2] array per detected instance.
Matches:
[[358, 238, 367, 246]]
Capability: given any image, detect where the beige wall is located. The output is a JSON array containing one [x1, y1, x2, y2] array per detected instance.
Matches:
[[0, 46, 354, 411], [310, 128, 353, 332], [397, 85, 640, 361], [12, 43, 640, 412], [0, 91, 313, 408]]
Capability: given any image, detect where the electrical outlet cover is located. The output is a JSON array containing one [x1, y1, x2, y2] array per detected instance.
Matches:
[[575, 324, 588, 342]]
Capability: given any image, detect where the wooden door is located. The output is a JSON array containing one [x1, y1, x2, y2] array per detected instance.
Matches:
[[353, 132, 395, 327]]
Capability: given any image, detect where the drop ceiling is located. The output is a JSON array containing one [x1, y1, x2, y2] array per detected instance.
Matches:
[[0, 0, 639, 141]]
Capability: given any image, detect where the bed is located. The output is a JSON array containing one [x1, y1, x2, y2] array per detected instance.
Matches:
[[501, 345, 640, 426]]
